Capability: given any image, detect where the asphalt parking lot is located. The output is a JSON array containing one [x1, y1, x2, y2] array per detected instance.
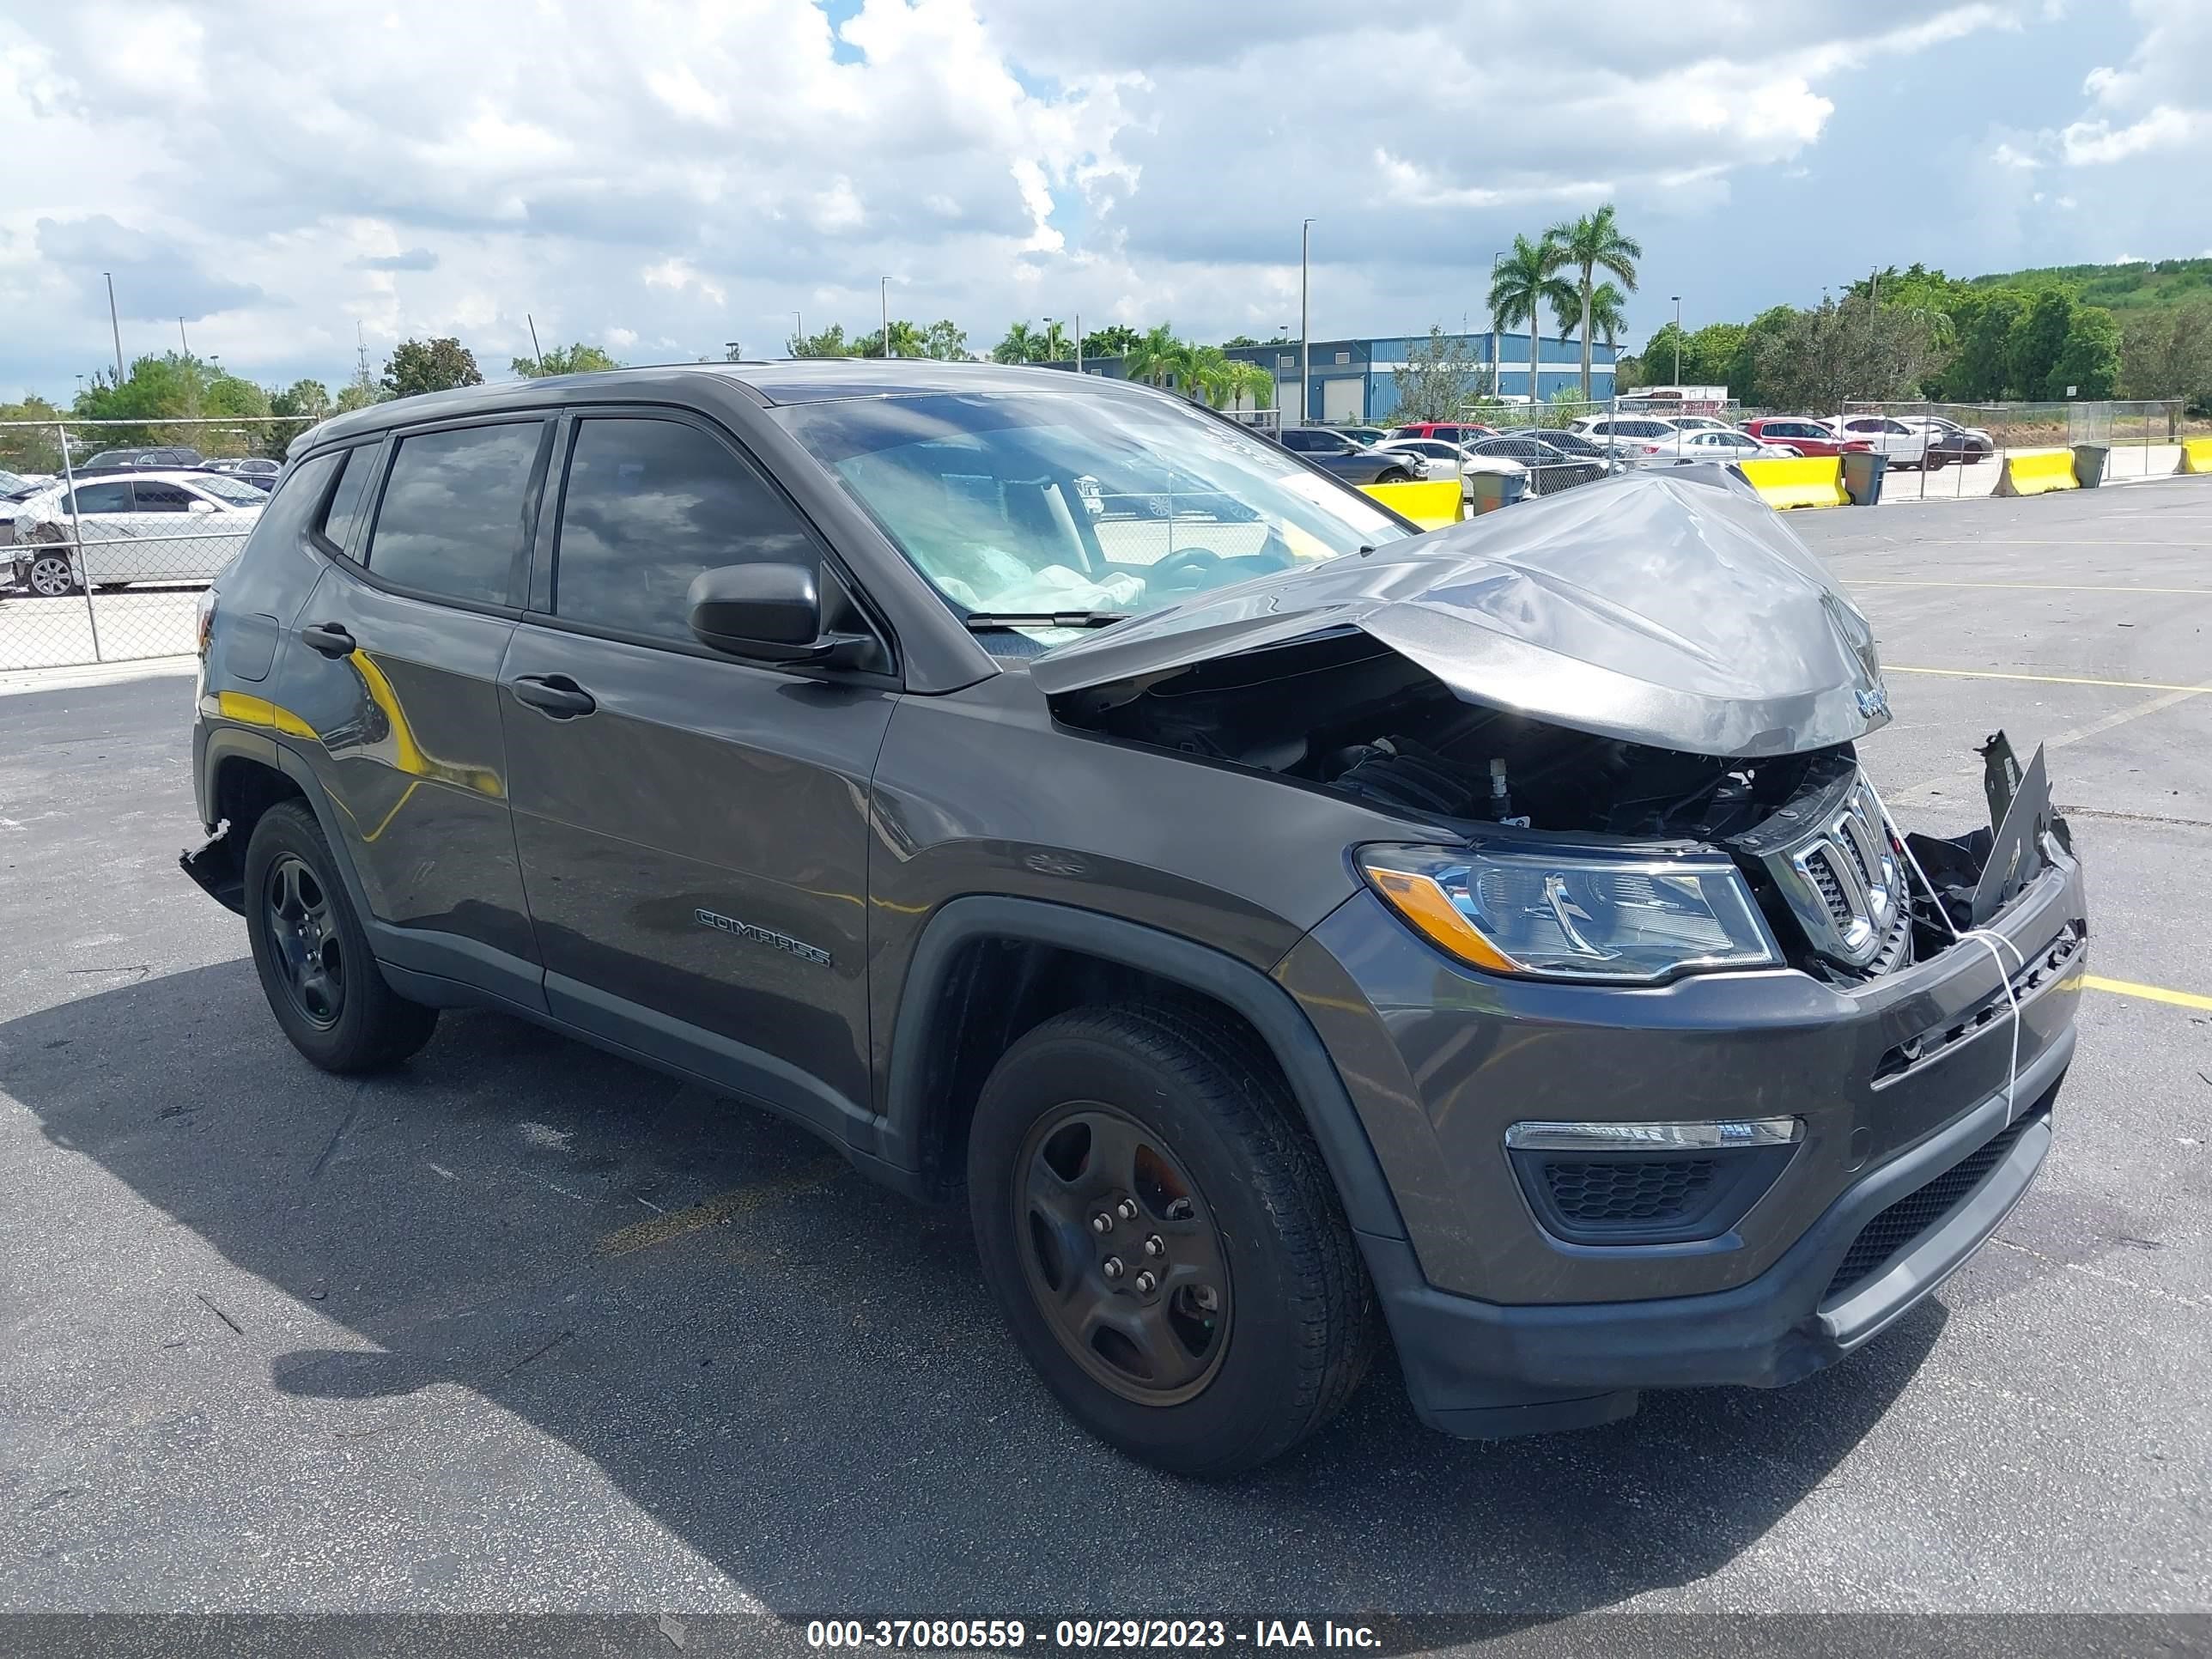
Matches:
[[2, 481, 2208, 1624]]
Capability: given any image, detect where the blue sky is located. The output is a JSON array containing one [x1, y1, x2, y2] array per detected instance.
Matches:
[[0, 0, 2203, 399]]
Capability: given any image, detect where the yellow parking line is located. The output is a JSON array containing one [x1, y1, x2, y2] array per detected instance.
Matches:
[[2083, 975, 2212, 1013], [1887, 665, 2212, 695], [1852, 580, 2212, 597]]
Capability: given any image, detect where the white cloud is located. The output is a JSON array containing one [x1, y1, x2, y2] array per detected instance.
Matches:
[[2059, 105, 2208, 163]]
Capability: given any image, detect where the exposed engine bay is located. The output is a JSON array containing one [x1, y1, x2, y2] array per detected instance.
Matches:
[[1052, 632, 2069, 985]]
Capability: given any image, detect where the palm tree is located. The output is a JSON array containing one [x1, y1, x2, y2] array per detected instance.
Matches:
[[1559, 281, 1628, 356], [1214, 358, 1275, 410], [992, 322, 1043, 364], [1547, 204, 1643, 400], [1038, 321, 1073, 362], [1126, 324, 1191, 391], [1486, 234, 1576, 413]]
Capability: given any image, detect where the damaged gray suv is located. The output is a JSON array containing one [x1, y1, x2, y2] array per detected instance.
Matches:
[[183, 362, 2087, 1474]]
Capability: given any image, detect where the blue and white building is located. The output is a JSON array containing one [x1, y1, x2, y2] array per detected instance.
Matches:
[[1062, 331, 1616, 423]]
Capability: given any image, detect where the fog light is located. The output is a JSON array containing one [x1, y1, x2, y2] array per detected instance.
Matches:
[[1504, 1117, 1802, 1152]]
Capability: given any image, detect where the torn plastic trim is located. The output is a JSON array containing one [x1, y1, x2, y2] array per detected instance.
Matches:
[[179, 818, 246, 915]]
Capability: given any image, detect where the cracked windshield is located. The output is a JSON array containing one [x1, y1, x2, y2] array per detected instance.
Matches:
[[776, 391, 1411, 632]]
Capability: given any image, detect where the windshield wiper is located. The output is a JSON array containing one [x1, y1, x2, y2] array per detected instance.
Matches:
[[962, 611, 1131, 631]]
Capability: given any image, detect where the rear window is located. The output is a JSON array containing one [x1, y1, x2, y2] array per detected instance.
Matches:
[[364, 422, 544, 605], [319, 447, 379, 556], [237, 450, 344, 560]]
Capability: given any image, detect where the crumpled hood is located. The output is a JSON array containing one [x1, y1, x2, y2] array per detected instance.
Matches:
[[1030, 466, 1888, 758]]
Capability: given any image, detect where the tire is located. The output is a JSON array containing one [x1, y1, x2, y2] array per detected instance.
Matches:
[[968, 1002, 1378, 1475], [26, 550, 79, 598], [243, 800, 437, 1073], [1375, 468, 1410, 483]]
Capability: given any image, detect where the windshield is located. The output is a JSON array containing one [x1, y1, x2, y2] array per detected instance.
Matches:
[[774, 390, 1413, 627]]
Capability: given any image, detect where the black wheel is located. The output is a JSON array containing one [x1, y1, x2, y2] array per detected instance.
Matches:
[[1375, 467, 1411, 483], [243, 800, 437, 1073], [969, 1004, 1377, 1475]]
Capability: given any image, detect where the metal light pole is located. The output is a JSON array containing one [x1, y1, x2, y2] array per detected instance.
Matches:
[[103, 272, 124, 384], [1074, 311, 1082, 373], [1299, 218, 1314, 426], [793, 310, 803, 352], [1488, 250, 1506, 399], [1671, 295, 1681, 386], [879, 276, 890, 358]]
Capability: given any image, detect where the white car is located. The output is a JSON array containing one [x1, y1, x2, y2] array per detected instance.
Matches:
[[1620, 428, 1805, 466], [1830, 416, 1947, 471], [1565, 414, 1685, 457], [1375, 439, 1532, 506], [11, 470, 265, 595]]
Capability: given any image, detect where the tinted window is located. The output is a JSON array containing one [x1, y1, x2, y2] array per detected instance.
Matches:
[[193, 474, 265, 507], [240, 451, 343, 561], [552, 417, 816, 643], [70, 482, 132, 514], [135, 482, 197, 512], [365, 422, 543, 605], [319, 447, 378, 555]]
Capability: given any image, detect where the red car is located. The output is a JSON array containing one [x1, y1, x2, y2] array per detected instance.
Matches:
[[1737, 416, 1870, 458], [1390, 421, 1497, 446]]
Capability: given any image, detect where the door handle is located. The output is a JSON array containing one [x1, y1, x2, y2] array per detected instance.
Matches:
[[299, 622, 356, 659], [511, 674, 597, 719]]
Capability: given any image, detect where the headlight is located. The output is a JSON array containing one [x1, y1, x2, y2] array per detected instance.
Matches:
[[1357, 843, 1781, 982]]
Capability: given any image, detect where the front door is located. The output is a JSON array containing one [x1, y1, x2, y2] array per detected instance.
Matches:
[[274, 420, 550, 1006], [496, 410, 896, 1136]]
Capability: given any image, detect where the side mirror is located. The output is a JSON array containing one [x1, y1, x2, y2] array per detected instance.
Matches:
[[188, 499, 218, 514], [686, 562, 869, 668]]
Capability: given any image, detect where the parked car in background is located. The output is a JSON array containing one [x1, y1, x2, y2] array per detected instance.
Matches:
[[78, 446, 208, 471], [1631, 428, 1806, 467], [1462, 434, 1608, 494], [1389, 421, 1496, 447], [1337, 426, 1391, 447], [1277, 426, 1428, 483], [204, 457, 283, 490], [1566, 415, 1682, 457], [1833, 416, 1946, 471], [1894, 416, 1993, 465], [1374, 439, 1531, 507], [0, 466, 48, 499], [1495, 428, 1613, 461], [10, 469, 264, 595], [1738, 417, 1873, 459]]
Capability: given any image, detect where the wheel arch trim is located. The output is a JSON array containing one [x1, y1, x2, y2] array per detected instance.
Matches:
[[884, 896, 1407, 1241]]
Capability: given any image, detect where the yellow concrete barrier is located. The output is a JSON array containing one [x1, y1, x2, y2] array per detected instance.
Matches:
[[2179, 437, 2212, 475], [1993, 447, 2080, 497], [1737, 456, 1848, 510], [1359, 478, 1464, 529]]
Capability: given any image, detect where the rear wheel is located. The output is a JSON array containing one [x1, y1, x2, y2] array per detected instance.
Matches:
[[244, 800, 437, 1073], [968, 1004, 1377, 1475]]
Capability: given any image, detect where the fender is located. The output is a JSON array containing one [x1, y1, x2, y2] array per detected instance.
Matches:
[[884, 895, 1407, 1242]]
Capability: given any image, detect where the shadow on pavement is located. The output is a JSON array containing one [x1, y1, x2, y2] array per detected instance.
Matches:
[[2, 960, 1948, 1616]]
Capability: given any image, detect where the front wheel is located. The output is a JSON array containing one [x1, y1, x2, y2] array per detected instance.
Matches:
[[26, 550, 79, 597], [968, 1004, 1377, 1475], [1374, 467, 1411, 483]]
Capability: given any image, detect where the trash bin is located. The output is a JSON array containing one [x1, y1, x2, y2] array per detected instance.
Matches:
[[2070, 442, 2110, 489], [1466, 470, 1527, 515], [1840, 449, 1887, 506]]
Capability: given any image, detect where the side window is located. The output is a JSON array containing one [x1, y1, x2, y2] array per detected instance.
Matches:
[[133, 482, 198, 512], [551, 416, 818, 644], [70, 482, 132, 515], [364, 422, 544, 606], [319, 446, 379, 556], [237, 450, 343, 561]]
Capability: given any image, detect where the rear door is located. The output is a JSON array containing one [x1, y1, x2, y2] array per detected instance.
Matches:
[[51, 479, 134, 582], [497, 410, 897, 1134], [126, 479, 224, 581], [276, 418, 550, 1006]]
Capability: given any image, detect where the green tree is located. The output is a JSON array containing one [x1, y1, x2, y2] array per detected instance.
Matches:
[[852, 319, 927, 358], [1559, 281, 1629, 362], [1391, 325, 1486, 422], [919, 319, 971, 361], [1125, 324, 1193, 390], [1221, 334, 1260, 348], [789, 324, 852, 357], [0, 395, 66, 474], [335, 380, 387, 413], [992, 321, 1045, 363], [1080, 324, 1142, 360], [1752, 295, 1942, 413], [2120, 301, 2212, 410], [2045, 304, 2121, 398], [1726, 307, 1796, 406], [382, 337, 482, 398], [263, 379, 331, 458], [1941, 289, 2022, 399], [513, 342, 622, 377], [2006, 290, 2075, 401], [1547, 204, 1642, 400], [1486, 234, 1576, 410]]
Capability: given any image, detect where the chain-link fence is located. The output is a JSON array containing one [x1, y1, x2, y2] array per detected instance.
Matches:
[[1832, 398, 2201, 501], [0, 416, 316, 671]]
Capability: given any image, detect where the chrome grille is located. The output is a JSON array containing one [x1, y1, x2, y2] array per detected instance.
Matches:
[[1765, 773, 1903, 972]]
